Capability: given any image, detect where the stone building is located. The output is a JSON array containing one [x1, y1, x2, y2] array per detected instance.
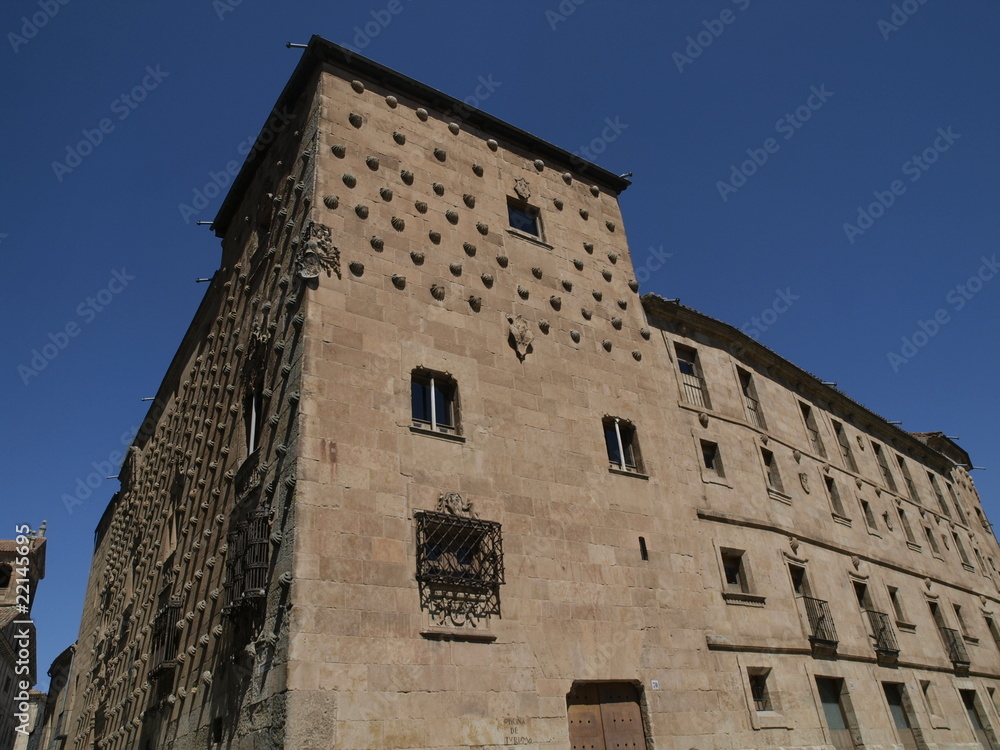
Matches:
[[63, 35, 1000, 749], [28, 644, 76, 750], [0, 526, 47, 749]]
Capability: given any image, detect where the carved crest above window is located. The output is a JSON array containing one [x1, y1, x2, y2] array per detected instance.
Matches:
[[513, 177, 530, 200]]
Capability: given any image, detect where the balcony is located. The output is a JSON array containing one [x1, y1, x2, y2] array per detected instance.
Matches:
[[940, 627, 971, 673], [864, 609, 900, 662], [803, 597, 838, 644]]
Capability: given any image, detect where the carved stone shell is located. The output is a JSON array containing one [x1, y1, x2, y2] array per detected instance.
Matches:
[[640, 327, 651, 340], [392, 274, 406, 289], [602, 340, 612, 352], [533, 159, 544, 171], [481, 273, 493, 287], [349, 261, 365, 276], [415, 201, 427, 213], [472, 164, 484, 177], [606, 220, 616, 232], [495, 255, 508, 267], [550, 296, 562, 310], [580, 209, 589, 220], [448, 122, 460, 135], [573, 259, 584, 270], [602, 269, 612, 281], [611, 317, 623, 330], [553, 198, 564, 210], [463, 194, 476, 208], [468, 295, 482, 311], [463, 242, 477, 257], [434, 148, 447, 161], [391, 216, 405, 231], [343, 173, 357, 188], [355, 204, 369, 219], [410, 251, 424, 265], [539, 320, 550, 333], [570, 330, 581, 343], [476, 222, 489, 235], [445, 210, 459, 224], [628, 279, 640, 293], [380, 187, 393, 201], [593, 290, 603, 301], [385, 95, 398, 108], [583, 242, 594, 253], [561, 280, 573, 292], [532, 267, 542, 279], [486, 138, 498, 151], [632, 350, 642, 361], [366, 156, 379, 170], [581, 308, 592, 320], [517, 285, 529, 299], [590, 185, 600, 197], [562, 172, 572, 184], [351, 80, 365, 93], [401, 169, 414, 185], [349, 112, 363, 128], [433, 182, 445, 196], [617, 299, 628, 310], [322, 194, 339, 209], [393, 131, 406, 145], [429, 230, 441, 244], [370, 236, 384, 251], [430, 284, 445, 300], [450, 263, 462, 276], [416, 107, 428, 121], [608, 252, 618, 264]]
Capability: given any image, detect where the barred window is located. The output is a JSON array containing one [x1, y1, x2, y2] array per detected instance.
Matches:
[[150, 597, 181, 676], [748, 669, 772, 712], [224, 506, 271, 611], [415, 509, 503, 628]]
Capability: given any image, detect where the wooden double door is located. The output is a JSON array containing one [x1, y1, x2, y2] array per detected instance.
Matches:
[[567, 682, 647, 750]]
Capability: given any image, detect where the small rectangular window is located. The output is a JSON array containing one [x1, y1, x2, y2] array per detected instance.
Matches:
[[872, 442, 898, 492], [924, 526, 941, 555], [833, 421, 858, 473], [896, 456, 921, 503], [897, 507, 916, 544], [721, 549, 748, 593], [948, 483, 969, 525], [953, 532, 973, 567], [411, 369, 459, 435], [761, 448, 784, 493], [887, 586, 906, 623], [954, 603, 970, 637], [920, 680, 938, 716], [824, 476, 846, 517], [738, 368, 766, 430], [603, 417, 643, 474], [701, 440, 724, 478], [675, 344, 711, 408], [748, 669, 772, 712], [985, 615, 1000, 652], [800, 403, 826, 457], [507, 198, 541, 237], [861, 500, 878, 530], [928, 472, 952, 517], [244, 386, 264, 453]]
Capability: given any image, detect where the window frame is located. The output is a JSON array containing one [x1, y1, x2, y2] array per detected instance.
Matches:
[[832, 420, 859, 473], [603, 417, 647, 477], [410, 368, 462, 439], [675, 343, 712, 409], [800, 402, 827, 458], [718, 546, 765, 606], [506, 197, 543, 240]]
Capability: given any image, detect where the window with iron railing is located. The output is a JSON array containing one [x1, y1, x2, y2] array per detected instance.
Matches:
[[675, 344, 711, 409], [738, 368, 766, 430], [150, 597, 181, 675], [940, 626, 971, 666], [803, 596, 839, 644], [224, 506, 272, 611], [864, 609, 900, 655], [415, 510, 504, 627], [748, 670, 772, 712]]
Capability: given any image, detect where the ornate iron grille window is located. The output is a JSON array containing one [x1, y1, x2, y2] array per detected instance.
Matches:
[[748, 671, 771, 712], [803, 596, 839, 645], [415, 501, 503, 629], [150, 597, 181, 675], [224, 506, 271, 612]]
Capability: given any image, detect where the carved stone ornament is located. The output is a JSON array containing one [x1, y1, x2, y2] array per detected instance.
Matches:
[[799, 472, 810, 494], [437, 492, 475, 517], [514, 177, 531, 200], [852, 555, 861, 570], [507, 315, 534, 361], [295, 222, 339, 279], [699, 413, 709, 428], [789, 537, 800, 554], [759, 435, 769, 445], [793, 449, 802, 463]]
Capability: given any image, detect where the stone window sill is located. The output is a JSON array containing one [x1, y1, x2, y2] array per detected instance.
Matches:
[[421, 627, 496, 643], [768, 488, 792, 505], [410, 425, 466, 443], [896, 621, 917, 634], [723, 591, 766, 607], [754, 711, 791, 730], [505, 228, 553, 250], [609, 467, 649, 480], [832, 513, 853, 527], [906, 541, 922, 552]]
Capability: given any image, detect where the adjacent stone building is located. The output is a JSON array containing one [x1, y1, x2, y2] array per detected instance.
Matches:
[[63, 36, 1000, 749], [1, 526, 47, 749]]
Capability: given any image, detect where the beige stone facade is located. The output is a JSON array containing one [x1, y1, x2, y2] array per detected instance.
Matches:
[[63, 36, 1000, 749]]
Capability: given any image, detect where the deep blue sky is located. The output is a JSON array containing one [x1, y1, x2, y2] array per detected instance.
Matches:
[[2, 1, 997, 690]]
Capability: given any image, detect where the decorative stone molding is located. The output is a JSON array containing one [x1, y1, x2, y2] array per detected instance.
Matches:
[[514, 177, 530, 200], [295, 222, 339, 279]]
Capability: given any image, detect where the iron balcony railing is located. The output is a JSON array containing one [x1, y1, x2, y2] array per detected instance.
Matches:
[[680, 371, 711, 409], [864, 609, 900, 655], [745, 396, 766, 430], [803, 597, 838, 644], [940, 626, 971, 666]]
